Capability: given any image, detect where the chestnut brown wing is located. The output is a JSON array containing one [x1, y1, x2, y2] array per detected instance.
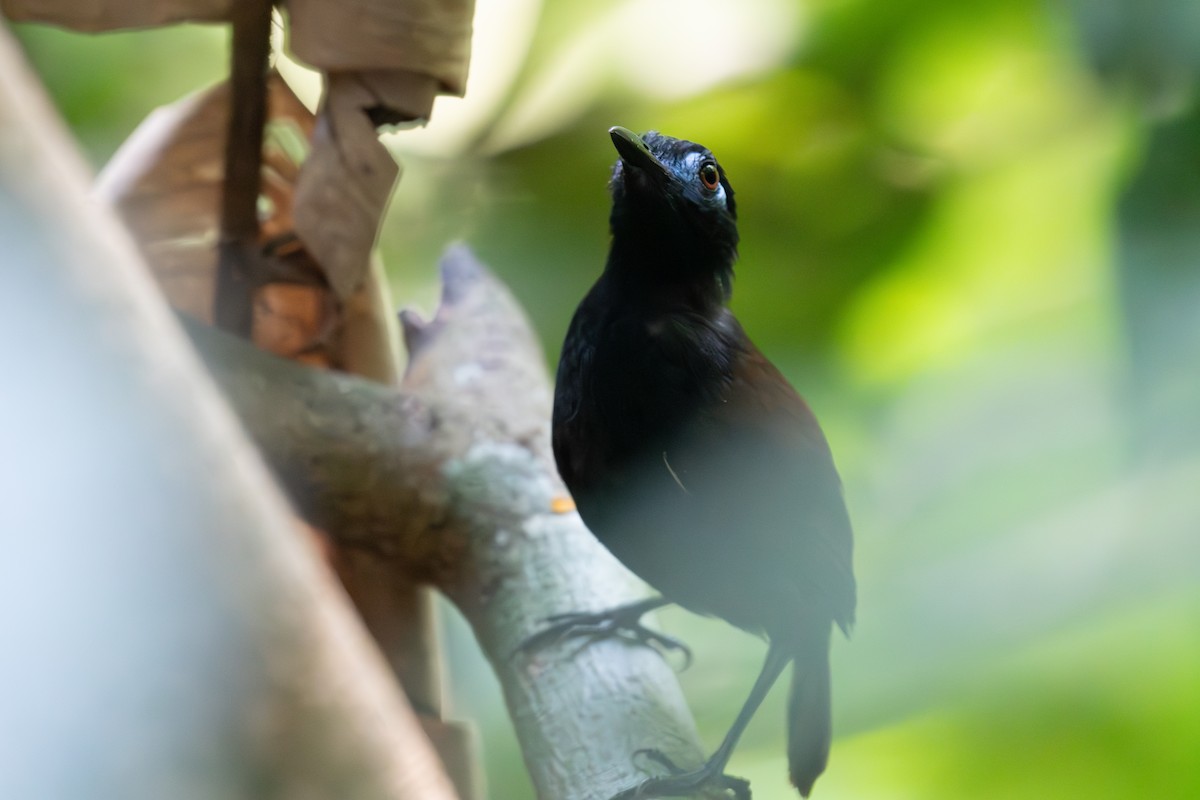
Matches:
[[675, 336, 857, 635]]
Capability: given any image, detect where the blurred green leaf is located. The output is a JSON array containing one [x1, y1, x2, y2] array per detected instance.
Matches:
[[14, 23, 225, 162]]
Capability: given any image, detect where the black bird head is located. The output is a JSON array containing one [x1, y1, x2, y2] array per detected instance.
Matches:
[[607, 127, 738, 297]]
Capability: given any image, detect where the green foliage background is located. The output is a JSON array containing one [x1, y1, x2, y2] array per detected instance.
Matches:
[[17, 0, 1200, 797]]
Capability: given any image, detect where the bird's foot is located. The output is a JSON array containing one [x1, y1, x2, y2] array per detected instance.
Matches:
[[611, 749, 750, 800], [518, 599, 692, 668]]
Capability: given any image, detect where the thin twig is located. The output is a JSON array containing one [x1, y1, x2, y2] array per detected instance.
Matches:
[[214, 0, 274, 335]]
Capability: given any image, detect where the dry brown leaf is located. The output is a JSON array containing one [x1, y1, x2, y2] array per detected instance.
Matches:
[[287, 0, 474, 96], [0, 0, 231, 30], [291, 71, 420, 301], [95, 74, 314, 322], [96, 69, 401, 379], [15, 0, 470, 377], [281, 0, 475, 299], [280, 0, 475, 300]]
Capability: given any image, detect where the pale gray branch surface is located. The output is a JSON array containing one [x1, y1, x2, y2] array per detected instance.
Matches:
[[192, 244, 726, 800]]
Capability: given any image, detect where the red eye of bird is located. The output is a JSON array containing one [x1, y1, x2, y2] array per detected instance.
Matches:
[[699, 162, 720, 191]]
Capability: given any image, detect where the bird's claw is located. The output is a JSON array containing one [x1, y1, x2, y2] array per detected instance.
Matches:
[[635, 748, 687, 774], [518, 605, 692, 669], [611, 749, 750, 800]]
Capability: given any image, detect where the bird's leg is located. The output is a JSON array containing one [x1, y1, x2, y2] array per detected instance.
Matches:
[[613, 644, 793, 800], [519, 596, 691, 666]]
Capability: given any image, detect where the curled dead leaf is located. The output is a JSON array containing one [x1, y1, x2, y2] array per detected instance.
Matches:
[[0, 0, 232, 31], [287, 0, 474, 97], [95, 73, 314, 322]]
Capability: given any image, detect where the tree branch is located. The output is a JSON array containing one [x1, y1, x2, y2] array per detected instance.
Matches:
[[190, 244, 726, 799]]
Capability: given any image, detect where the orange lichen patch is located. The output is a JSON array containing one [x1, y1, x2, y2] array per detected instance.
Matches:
[[550, 495, 576, 514], [253, 282, 333, 364], [294, 349, 332, 368]]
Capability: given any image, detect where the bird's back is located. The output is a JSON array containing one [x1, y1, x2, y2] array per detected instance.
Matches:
[[553, 275, 855, 639]]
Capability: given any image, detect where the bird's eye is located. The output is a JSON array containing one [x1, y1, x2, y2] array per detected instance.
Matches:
[[699, 162, 720, 191]]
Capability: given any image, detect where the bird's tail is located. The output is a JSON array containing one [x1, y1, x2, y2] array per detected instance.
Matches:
[[787, 631, 832, 797]]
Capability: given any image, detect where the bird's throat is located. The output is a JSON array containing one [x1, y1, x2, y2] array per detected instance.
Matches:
[[606, 232, 734, 312]]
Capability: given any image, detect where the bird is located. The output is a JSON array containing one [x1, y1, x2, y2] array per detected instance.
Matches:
[[541, 126, 857, 799]]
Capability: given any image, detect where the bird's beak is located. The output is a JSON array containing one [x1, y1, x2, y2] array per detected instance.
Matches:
[[610, 126, 668, 180]]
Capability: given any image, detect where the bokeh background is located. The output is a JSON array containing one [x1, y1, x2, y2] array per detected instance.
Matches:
[[15, 0, 1200, 797]]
